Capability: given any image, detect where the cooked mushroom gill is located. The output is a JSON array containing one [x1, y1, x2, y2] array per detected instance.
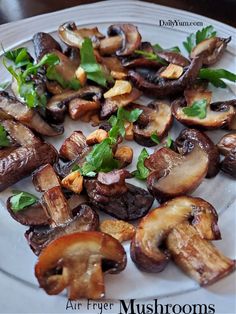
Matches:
[[46, 86, 102, 124], [85, 169, 154, 220], [166, 222, 235, 286], [59, 22, 104, 49], [145, 146, 208, 203], [33, 32, 62, 61], [35, 232, 127, 299], [0, 91, 63, 136], [0, 143, 57, 192], [128, 102, 173, 147], [128, 56, 203, 97], [175, 128, 220, 178], [131, 196, 220, 273], [172, 98, 236, 130], [190, 37, 231, 65]]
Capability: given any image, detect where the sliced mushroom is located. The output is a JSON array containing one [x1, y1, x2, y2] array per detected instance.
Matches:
[[114, 146, 133, 167], [157, 51, 190, 67], [190, 37, 231, 66], [217, 133, 236, 155], [59, 131, 87, 161], [128, 102, 173, 147], [33, 32, 62, 61], [46, 86, 102, 124], [166, 221, 235, 286], [175, 128, 220, 178], [85, 169, 154, 220], [221, 147, 236, 178], [0, 91, 63, 136], [32, 164, 61, 192], [7, 200, 50, 226], [131, 196, 220, 272], [100, 88, 142, 119], [105, 24, 141, 56], [145, 146, 208, 203], [69, 98, 101, 120], [1, 120, 41, 147], [128, 56, 203, 98], [172, 98, 236, 130], [25, 204, 99, 255], [59, 22, 104, 49], [35, 231, 127, 299], [0, 143, 57, 192]]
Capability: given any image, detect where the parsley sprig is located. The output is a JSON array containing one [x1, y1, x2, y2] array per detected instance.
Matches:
[[183, 99, 208, 119], [132, 148, 150, 180], [183, 25, 217, 53], [198, 68, 236, 88], [0, 124, 10, 147], [10, 190, 38, 212]]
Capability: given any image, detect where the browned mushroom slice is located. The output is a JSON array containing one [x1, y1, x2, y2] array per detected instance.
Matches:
[[217, 133, 236, 155], [129, 102, 173, 147], [46, 86, 102, 124], [190, 37, 231, 66], [99, 36, 123, 56], [0, 91, 63, 136], [33, 164, 61, 192], [175, 128, 220, 178], [59, 131, 87, 161], [100, 88, 142, 119], [35, 231, 127, 299], [128, 56, 203, 98], [0, 143, 57, 192], [59, 21, 104, 49], [172, 98, 236, 130], [68, 98, 101, 120], [0, 108, 12, 121], [33, 32, 62, 61], [7, 200, 50, 226], [145, 146, 208, 203], [221, 147, 236, 178], [157, 51, 190, 67], [85, 170, 154, 220], [105, 24, 142, 56], [166, 222, 235, 286], [1, 120, 41, 146], [101, 56, 128, 78], [25, 203, 99, 255], [114, 146, 133, 168], [130, 196, 220, 273]]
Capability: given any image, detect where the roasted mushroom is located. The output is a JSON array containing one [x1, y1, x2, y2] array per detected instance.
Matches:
[[128, 102, 173, 147], [190, 36, 231, 66], [0, 91, 63, 136], [59, 22, 104, 49], [175, 128, 220, 178], [156, 51, 190, 67], [131, 196, 220, 272], [59, 131, 88, 161], [221, 147, 236, 178], [100, 24, 141, 56], [35, 231, 127, 299], [145, 146, 208, 203], [85, 169, 154, 220], [172, 97, 236, 130], [217, 133, 236, 155], [128, 56, 203, 98], [33, 32, 62, 61], [46, 86, 102, 124]]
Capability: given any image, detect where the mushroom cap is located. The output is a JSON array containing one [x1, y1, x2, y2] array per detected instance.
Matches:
[[35, 231, 127, 300], [145, 146, 209, 203], [217, 133, 236, 156], [130, 196, 220, 272]]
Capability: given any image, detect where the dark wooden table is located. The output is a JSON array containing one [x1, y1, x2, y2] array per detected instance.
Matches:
[[0, 0, 235, 27]]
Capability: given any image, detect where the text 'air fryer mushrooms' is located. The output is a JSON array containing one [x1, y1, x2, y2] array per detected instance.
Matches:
[[84, 169, 154, 220], [35, 231, 127, 300], [128, 102, 173, 147], [175, 128, 220, 178], [131, 196, 235, 286], [145, 146, 208, 203]]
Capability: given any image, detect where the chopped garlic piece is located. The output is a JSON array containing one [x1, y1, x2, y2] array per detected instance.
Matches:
[[104, 80, 132, 98]]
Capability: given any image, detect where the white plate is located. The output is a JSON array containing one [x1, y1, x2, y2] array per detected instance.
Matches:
[[0, 1, 235, 313]]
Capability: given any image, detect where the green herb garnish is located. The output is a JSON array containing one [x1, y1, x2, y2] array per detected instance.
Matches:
[[183, 25, 217, 53], [198, 68, 236, 88], [0, 81, 11, 91], [0, 124, 10, 147], [132, 148, 150, 180], [46, 65, 81, 90], [80, 38, 107, 87], [134, 50, 167, 65], [152, 43, 181, 53], [183, 99, 208, 119], [10, 191, 38, 212], [5, 47, 32, 68], [165, 135, 174, 148], [150, 133, 160, 144]]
